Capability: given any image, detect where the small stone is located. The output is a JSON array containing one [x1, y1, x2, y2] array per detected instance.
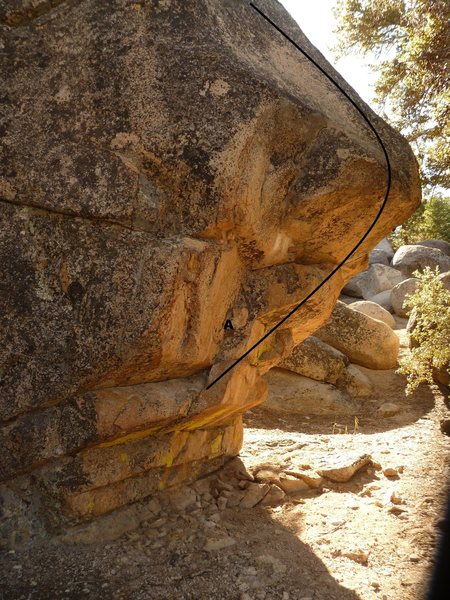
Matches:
[[204, 536, 236, 552], [150, 517, 166, 528], [216, 480, 233, 492], [277, 474, 310, 494], [390, 490, 404, 505], [169, 486, 197, 511], [209, 512, 221, 523], [254, 468, 280, 486], [378, 402, 401, 417], [217, 496, 228, 510], [284, 469, 324, 489], [358, 483, 380, 498], [282, 593, 290, 600], [226, 490, 245, 507], [343, 549, 369, 564], [260, 485, 286, 506], [389, 505, 407, 515], [317, 454, 372, 483], [383, 467, 398, 478], [224, 457, 254, 481], [290, 497, 306, 504], [192, 478, 211, 495], [410, 554, 420, 562], [240, 483, 270, 508], [204, 520, 216, 529]]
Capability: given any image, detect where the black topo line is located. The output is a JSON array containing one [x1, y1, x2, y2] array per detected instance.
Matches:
[[206, 1, 392, 390]]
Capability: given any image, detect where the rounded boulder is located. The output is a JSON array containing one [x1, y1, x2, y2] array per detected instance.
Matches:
[[417, 239, 450, 256], [264, 369, 357, 416], [391, 278, 419, 318], [350, 300, 396, 328], [315, 301, 400, 370], [392, 244, 450, 277]]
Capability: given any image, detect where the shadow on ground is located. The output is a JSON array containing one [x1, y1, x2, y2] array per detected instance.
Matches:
[[0, 502, 361, 600], [248, 368, 439, 436]]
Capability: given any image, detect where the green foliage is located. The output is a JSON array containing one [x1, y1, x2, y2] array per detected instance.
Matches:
[[389, 195, 450, 249], [334, 0, 450, 190], [397, 267, 450, 394]]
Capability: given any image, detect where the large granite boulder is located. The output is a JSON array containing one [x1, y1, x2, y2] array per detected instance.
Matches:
[[264, 369, 357, 416], [279, 336, 349, 384], [0, 0, 420, 543], [279, 335, 373, 397], [336, 364, 373, 397], [315, 301, 400, 369], [367, 289, 394, 312], [343, 264, 404, 299], [368, 249, 390, 266], [375, 238, 395, 259], [439, 271, 450, 291], [368, 238, 394, 265], [392, 244, 450, 277], [349, 300, 396, 328], [342, 270, 367, 298], [417, 239, 450, 256], [391, 278, 419, 318]]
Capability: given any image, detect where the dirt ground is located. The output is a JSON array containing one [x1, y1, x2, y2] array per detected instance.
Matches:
[[1, 328, 449, 600]]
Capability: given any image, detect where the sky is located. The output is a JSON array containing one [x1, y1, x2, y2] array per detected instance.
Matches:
[[279, 0, 378, 107]]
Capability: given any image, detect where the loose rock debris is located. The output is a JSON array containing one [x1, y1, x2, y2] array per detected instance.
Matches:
[[1, 367, 449, 600]]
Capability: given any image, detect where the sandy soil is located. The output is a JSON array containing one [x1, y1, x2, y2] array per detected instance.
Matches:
[[1, 329, 449, 600]]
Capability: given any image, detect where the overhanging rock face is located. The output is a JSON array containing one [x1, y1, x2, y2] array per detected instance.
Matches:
[[0, 0, 420, 544]]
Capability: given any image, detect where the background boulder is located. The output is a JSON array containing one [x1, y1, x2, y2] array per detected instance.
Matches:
[[350, 300, 396, 328], [361, 264, 405, 299], [392, 245, 450, 277], [315, 301, 400, 370], [391, 278, 419, 318], [368, 238, 394, 265], [264, 369, 357, 416], [279, 336, 349, 384], [417, 239, 450, 256]]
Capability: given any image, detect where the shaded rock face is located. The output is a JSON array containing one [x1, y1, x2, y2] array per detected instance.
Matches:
[[0, 0, 420, 542], [264, 369, 357, 416]]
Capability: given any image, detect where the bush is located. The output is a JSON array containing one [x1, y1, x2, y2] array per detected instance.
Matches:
[[390, 195, 450, 250], [397, 267, 450, 394]]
